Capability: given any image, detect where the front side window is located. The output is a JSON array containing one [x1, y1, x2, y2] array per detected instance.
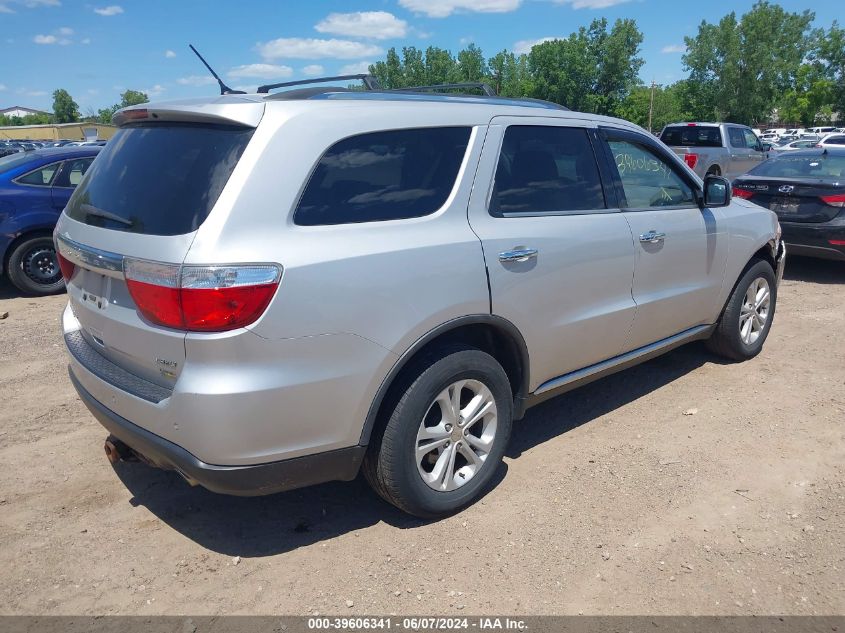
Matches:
[[490, 125, 605, 215], [16, 161, 61, 186], [294, 127, 471, 226], [607, 139, 696, 208], [54, 157, 95, 188]]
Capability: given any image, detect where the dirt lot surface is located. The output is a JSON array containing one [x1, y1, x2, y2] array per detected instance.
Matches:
[[0, 257, 843, 616]]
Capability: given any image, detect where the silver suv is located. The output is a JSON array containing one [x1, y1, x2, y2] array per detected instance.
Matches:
[[56, 85, 785, 517]]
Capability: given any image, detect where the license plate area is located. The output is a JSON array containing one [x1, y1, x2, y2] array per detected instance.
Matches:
[[77, 269, 110, 311], [770, 196, 800, 214]]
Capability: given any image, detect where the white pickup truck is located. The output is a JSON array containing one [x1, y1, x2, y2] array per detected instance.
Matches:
[[659, 122, 767, 180]]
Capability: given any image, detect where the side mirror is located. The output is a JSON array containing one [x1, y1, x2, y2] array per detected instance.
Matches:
[[703, 175, 731, 207]]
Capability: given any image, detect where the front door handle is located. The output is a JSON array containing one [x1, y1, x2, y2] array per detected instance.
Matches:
[[498, 248, 538, 263], [639, 230, 666, 244]]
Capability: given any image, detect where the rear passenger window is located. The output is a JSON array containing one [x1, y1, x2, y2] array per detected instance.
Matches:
[[54, 157, 94, 188], [294, 127, 472, 226], [490, 126, 605, 215]]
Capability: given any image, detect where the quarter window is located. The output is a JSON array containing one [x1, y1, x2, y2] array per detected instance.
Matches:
[[607, 139, 696, 208], [294, 127, 471, 226], [490, 126, 605, 215], [16, 162, 61, 186], [742, 129, 760, 149]]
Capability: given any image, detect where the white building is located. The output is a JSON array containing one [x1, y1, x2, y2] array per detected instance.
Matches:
[[0, 106, 51, 118]]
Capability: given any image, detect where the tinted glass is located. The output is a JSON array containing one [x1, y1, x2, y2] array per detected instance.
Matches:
[[295, 127, 471, 226], [609, 139, 696, 208], [749, 153, 845, 179], [65, 123, 253, 235], [54, 157, 94, 188], [742, 129, 760, 149], [727, 128, 746, 148], [826, 136, 845, 145], [490, 126, 605, 215], [16, 161, 61, 186], [660, 126, 722, 147]]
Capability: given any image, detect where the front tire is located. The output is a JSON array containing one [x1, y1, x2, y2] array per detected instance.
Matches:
[[6, 235, 65, 296], [707, 259, 777, 361], [364, 346, 513, 518]]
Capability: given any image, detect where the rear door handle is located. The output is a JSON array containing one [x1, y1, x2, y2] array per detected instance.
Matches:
[[498, 248, 538, 263], [639, 230, 666, 244]]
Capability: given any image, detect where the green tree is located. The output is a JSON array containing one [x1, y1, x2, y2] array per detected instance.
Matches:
[[616, 82, 690, 132], [424, 47, 456, 86], [119, 89, 149, 108], [682, 1, 815, 124], [778, 65, 835, 126], [52, 88, 79, 123], [370, 48, 404, 89], [453, 43, 488, 83], [812, 21, 845, 121], [488, 50, 532, 97]]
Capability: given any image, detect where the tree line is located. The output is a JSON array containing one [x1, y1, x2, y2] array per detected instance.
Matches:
[[369, 1, 844, 130], [3, 1, 842, 131]]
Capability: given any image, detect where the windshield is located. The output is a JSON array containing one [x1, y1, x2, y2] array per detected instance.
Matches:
[[65, 122, 253, 236], [749, 153, 845, 179], [660, 126, 722, 147]]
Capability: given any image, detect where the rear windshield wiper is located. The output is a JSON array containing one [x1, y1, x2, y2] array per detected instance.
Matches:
[[80, 203, 133, 226]]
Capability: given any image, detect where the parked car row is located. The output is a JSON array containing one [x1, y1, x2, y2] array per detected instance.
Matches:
[[0, 139, 107, 158]]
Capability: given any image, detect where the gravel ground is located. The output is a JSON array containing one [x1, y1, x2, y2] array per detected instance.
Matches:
[[0, 256, 843, 616]]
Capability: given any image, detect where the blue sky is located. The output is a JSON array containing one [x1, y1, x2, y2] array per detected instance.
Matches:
[[0, 0, 840, 113]]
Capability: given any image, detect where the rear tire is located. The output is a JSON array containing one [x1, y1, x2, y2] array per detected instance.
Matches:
[[707, 259, 777, 361], [6, 235, 65, 296], [364, 346, 513, 518]]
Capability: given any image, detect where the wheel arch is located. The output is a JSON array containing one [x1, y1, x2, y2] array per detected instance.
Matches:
[[358, 315, 530, 447], [1, 226, 56, 277]]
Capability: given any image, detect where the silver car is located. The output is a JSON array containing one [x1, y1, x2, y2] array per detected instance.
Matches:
[[55, 86, 785, 517]]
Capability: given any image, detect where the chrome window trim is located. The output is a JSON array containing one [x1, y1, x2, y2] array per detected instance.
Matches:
[[56, 234, 124, 277]]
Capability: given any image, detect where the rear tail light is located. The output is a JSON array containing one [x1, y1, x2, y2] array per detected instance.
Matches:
[[820, 193, 845, 207], [57, 252, 75, 281], [683, 153, 699, 169], [733, 186, 755, 199], [829, 240, 845, 246], [124, 258, 281, 332]]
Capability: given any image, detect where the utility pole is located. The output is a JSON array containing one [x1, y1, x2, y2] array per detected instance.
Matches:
[[648, 79, 656, 134]]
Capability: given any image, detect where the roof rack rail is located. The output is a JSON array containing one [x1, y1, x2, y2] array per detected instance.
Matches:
[[391, 82, 496, 97], [258, 74, 379, 94]]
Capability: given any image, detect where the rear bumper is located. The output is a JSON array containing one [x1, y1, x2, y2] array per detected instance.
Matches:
[[69, 369, 366, 496], [781, 217, 845, 262]]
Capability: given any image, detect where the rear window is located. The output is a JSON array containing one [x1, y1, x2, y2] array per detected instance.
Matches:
[[660, 126, 722, 148], [749, 153, 845, 178], [65, 123, 253, 236], [294, 127, 471, 226]]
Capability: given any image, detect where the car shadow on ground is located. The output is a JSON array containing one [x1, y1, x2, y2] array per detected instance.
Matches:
[[114, 342, 720, 558], [783, 255, 845, 284]]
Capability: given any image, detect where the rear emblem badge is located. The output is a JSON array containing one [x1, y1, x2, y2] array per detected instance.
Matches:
[[778, 185, 794, 193]]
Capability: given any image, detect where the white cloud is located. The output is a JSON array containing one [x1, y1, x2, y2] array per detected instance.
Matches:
[[33, 31, 71, 44], [302, 64, 324, 76], [87, 88, 99, 95], [513, 37, 560, 55], [338, 61, 373, 75], [93, 5, 123, 16], [164, 49, 176, 58], [227, 63, 293, 80], [177, 75, 217, 87], [0, 83, 6, 90], [58, 26, 72, 35], [257, 37, 382, 60], [81, 37, 90, 44], [315, 11, 407, 40], [661, 44, 686, 54], [17, 87, 47, 96], [398, 0, 521, 18], [0, 5, 14, 13], [0, 0, 60, 11], [554, 0, 632, 8], [144, 84, 165, 97]]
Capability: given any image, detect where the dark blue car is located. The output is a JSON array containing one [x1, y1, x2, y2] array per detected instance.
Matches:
[[1, 147, 100, 295]]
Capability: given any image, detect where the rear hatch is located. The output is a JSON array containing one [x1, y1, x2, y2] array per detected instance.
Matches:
[[55, 100, 262, 388], [732, 151, 845, 223]]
